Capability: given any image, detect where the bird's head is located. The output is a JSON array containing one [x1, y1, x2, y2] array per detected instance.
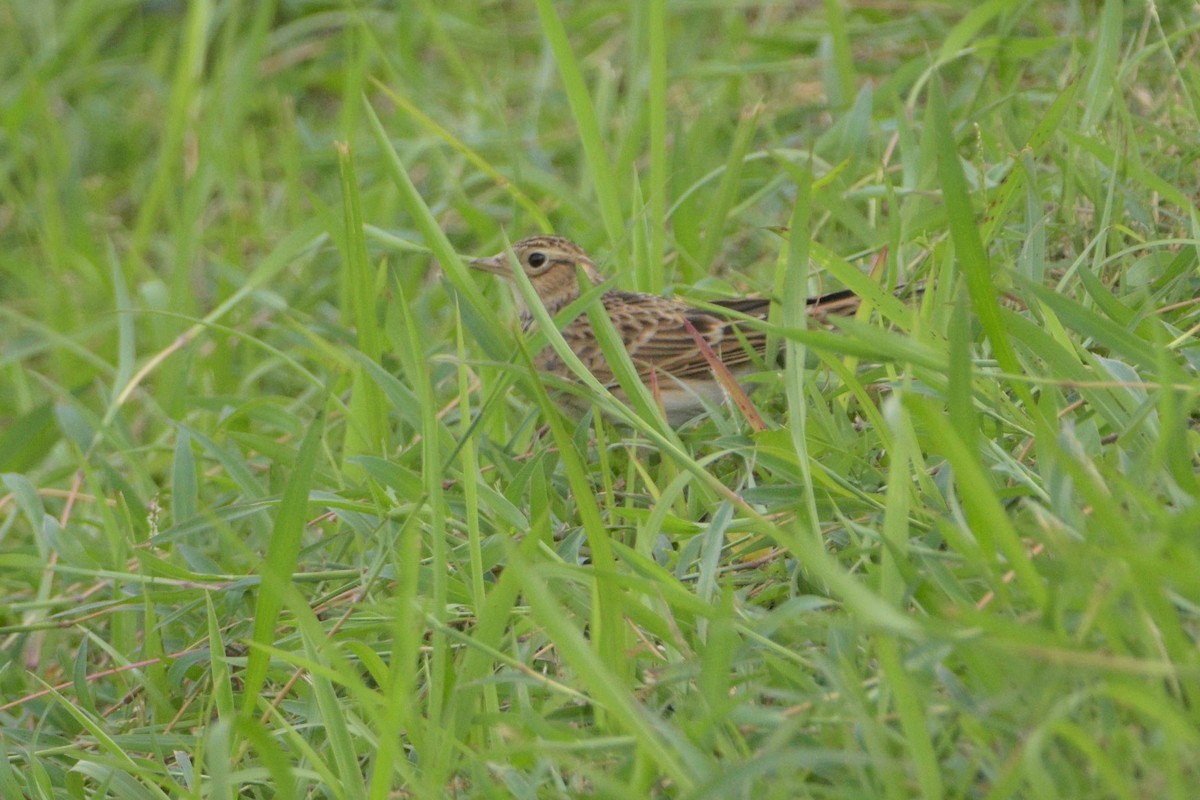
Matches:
[[470, 236, 601, 310]]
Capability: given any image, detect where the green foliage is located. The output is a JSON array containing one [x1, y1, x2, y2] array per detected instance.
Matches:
[[2, 1, 1198, 797]]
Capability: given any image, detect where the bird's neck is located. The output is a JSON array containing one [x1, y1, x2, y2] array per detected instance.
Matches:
[[534, 262, 597, 315]]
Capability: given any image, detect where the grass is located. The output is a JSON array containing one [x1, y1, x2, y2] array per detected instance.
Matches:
[[2, 0, 1199, 797]]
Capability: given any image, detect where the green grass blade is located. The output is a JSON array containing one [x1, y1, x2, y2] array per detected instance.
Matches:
[[241, 410, 326, 718], [336, 143, 389, 462], [532, 0, 624, 248], [928, 73, 1035, 415]]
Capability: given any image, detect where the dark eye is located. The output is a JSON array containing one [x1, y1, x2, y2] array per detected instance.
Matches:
[[527, 251, 547, 268]]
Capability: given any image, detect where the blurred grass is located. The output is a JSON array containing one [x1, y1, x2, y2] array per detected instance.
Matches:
[[2, 1, 1199, 798]]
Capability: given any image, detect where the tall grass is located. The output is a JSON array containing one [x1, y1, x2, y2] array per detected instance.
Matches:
[[2, 1, 1198, 797]]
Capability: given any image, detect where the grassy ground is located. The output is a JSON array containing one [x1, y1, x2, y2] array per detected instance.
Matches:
[[2, 1, 1199, 797]]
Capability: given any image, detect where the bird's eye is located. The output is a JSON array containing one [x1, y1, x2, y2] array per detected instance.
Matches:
[[527, 251, 547, 269]]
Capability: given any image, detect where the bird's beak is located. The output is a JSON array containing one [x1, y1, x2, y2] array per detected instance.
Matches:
[[468, 253, 508, 275]]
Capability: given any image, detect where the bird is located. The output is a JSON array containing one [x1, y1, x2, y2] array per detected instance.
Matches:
[[469, 235, 875, 425]]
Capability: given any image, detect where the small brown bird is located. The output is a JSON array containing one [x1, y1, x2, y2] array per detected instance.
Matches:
[[470, 235, 867, 424]]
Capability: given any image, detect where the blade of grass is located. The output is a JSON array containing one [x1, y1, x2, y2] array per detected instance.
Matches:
[[1081, 0, 1123, 129], [368, 78, 552, 233], [780, 168, 822, 548], [171, 427, 197, 526], [876, 635, 943, 800], [292, 597, 370, 799], [502, 324, 630, 710], [336, 143, 389, 463], [905, 394, 1047, 609], [390, 275, 452, 771], [532, 0, 624, 249], [130, 0, 212, 267], [646, 0, 668, 293], [821, 0, 856, 108], [240, 410, 325, 719], [928, 73, 1036, 416], [361, 94, 504, 354], [979, 74, 1081, 247]]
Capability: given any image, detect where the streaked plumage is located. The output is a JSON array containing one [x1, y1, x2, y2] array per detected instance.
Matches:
[[469, 235, 867, 424]]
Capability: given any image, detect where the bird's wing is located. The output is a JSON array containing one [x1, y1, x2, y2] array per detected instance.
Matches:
[[599, 293, 769, 382], [580, 286, 904, 385]]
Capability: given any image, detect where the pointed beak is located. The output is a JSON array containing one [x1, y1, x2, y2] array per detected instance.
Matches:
[[468, 253, 508, 275]]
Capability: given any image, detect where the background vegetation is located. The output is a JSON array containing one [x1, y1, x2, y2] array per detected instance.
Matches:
[[2, 0, 1198, 797]]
